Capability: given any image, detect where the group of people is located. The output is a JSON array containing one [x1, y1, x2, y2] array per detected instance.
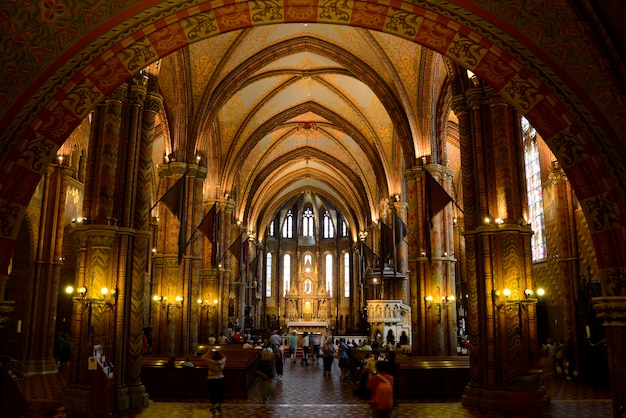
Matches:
[[541, 337, 575, 380], [202, 330, 396, 417]]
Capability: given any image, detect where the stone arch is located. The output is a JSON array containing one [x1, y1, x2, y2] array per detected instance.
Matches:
[[0, 1, 623, 290]]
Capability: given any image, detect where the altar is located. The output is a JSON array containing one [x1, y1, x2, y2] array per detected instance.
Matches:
[[286, 321, 329, 336]]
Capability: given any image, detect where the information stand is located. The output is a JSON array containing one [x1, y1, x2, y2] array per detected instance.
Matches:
[[88, 346, 117, 417]]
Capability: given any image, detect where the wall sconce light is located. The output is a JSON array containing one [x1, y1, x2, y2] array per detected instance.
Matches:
[[493, 285, 545, 309], [68, 285, 117, 306], [198, 299, 219, 320], [484, 217, 491, 225], [68, 285, 117, 333], [154, 294, 183, 324], [495, 218, 504, 225], [425, 293, 455, 324], [425, 294, 455, 307]]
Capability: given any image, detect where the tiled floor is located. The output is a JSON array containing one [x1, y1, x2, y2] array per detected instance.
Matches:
[[17, 359, 613, 418]]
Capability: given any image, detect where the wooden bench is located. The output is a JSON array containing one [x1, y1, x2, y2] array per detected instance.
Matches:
[[394, 356, 469, 398], [348, 350, 470, 398], [140, 345, 261, 400]]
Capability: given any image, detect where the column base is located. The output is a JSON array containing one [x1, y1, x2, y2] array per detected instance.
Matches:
[[462, 385, 550, 416], [119, 383, 150, 411]]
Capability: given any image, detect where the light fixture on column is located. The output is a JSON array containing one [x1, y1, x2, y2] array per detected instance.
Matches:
[[154, 294, 183, 324], [493, 285, 544, 309], [68, 285, 117, 333]]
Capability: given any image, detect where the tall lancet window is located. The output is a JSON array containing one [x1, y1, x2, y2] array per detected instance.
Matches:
[[283, 254, 291, 296], [303, 208, 314, 237], [522, 116, 547, 261], [325, 254, 333, 296], [343, 252, 350, 297], [323, 211, 334, 239], [268, 220, 275, 237], [282, 211, 293, 238], [265, 253, 273, 297]]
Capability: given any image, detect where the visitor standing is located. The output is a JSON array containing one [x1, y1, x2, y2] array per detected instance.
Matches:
[[273, 343, 284, 381], [322, 337, 335, 377], [555, 339, 565, 377], [311, 333, 322, 365], [564, 336, 575, 380], [338, 338, 349, 378], [270, 329, 282, 346], [204, 348, 226, 416], [256, 343, 275, 403], [288, 331, 298, 363], [301, 331, 310, 366]]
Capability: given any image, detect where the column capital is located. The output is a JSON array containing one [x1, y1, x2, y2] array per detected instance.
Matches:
[[593, 296, 626, 326]]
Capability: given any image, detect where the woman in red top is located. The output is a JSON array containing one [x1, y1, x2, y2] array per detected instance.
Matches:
[[366, 360, 394, 418]]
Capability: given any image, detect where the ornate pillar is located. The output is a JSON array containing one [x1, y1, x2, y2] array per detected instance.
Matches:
[[120, 74, 162, 410], [66, 74, 166, 412], [405, 163, 456, 356], [152, 164, 189, 356], [455, 89, 548, 414], [404, 168, 426, 354], [593, 297, 626, 418], [222, 199, 236, 334], [548, 162, 579, 339], [24, 162, 74, 374], [393, 201, 410, 304]]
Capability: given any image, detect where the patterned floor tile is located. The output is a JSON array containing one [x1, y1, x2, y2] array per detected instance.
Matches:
[[14, 359, 613, 418]]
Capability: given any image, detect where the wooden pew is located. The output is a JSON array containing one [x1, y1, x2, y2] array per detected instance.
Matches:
[[140, 345, 261, 400], [393, 356, 470, 398], [347, 350, 470, 398]]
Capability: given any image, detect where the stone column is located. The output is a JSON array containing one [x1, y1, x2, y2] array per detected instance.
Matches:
[[221, 199, 236, 335], [593, 297, 626, 418], [455, 89, 548, 415], [24, 163, 74, 374], [405, 164, 456, 356], [393, 201, 410, 304], [120, 74, 162, 410], [152, 163, 189, 356], [404, 168, 426, 354]]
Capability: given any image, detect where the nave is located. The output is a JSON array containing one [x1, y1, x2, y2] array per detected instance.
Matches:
[[16, 355, 613, 418]]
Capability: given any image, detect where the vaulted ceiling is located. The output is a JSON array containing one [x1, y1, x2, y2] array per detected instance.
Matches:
[[152, 24, 453, 240]]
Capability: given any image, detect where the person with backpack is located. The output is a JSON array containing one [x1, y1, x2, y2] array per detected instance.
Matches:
[[366, 360, 395, 418], [255, 342, 275, 403]]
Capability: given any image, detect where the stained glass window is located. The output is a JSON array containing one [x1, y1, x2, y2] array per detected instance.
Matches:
[[283, 254, 291, 296], [265, 253, 272, 297], [522, 117, 547, 261], [325, 254, 333, 296], [282, 211, 293, 238], [303, 208, 314, 237], [323, 211, 334, 239], [344, 252, 350, 297]]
